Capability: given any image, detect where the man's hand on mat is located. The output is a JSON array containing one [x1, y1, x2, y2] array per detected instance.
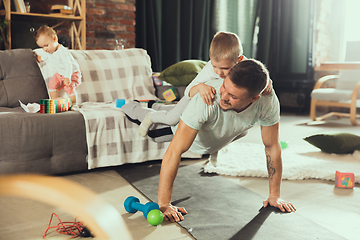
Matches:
[[263, 196, 296, 212], [159, 203, 187, 222]]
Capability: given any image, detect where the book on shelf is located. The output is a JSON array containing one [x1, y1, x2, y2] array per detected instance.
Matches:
[[13, 0, 26, 13], [51, 9, 73, 15], [51, 5, 72, 10], [13, 0, 19, 12], [51, 5, 73, 15]]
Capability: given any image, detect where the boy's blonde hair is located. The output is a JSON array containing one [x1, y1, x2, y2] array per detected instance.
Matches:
[[34, 25, 57, 41], [209, 31, 243, 62]]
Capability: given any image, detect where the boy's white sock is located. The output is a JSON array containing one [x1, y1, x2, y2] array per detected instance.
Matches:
[[209, 152, 218, 167], [138, 112, 153, 136]]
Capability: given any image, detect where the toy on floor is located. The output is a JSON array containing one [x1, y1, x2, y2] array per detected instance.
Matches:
[[146, 209, 164, 226], [43, 212, 93, 239], [335, 171, 355, 189], [124, 196, 163, 226], [280, 141, 288, 149]]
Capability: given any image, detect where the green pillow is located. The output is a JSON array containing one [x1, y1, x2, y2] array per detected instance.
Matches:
[[303, 133, 360, 154], [159, 60, 207, 86]]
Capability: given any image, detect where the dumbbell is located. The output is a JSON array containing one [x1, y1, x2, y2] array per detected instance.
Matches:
[[124, 196, 163, 225]]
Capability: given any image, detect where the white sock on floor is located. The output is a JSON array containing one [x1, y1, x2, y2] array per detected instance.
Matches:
[[138, 112, 153, 136]]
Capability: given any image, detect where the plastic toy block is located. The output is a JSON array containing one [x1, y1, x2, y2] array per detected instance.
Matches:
[[152, 73, 163, 86], [162, 87, 179, 102], [116, 99, 125, 108], [40, 98, 72, 114], [335, 171, 355, 189]]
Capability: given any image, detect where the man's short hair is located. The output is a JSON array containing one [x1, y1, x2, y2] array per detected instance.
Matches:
[[228, 59, 269, 97], [209, 31, 243, 62]]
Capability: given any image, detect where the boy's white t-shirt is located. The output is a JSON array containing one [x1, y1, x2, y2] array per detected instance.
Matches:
[[40, 45, 80, 79], [172, 80, 280, 155], [184, 56, 249, 96], [184, 60, 220, 97]]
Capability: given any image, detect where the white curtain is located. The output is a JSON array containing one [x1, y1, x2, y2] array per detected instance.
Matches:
[[314, 0, 350, 66]]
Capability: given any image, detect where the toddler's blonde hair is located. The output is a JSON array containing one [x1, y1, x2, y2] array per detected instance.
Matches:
[[34, 25, 57, 41], [209, 31, 243, 63]]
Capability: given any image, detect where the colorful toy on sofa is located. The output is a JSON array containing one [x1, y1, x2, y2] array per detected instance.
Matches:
[[40, 98, 72, 114], [162, 87, 180, 102], [335, 171, 355, 189], [152, 73, 163, 86]]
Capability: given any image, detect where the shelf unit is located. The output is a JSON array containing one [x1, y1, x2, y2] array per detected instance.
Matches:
[[0, 0, 86, 49]]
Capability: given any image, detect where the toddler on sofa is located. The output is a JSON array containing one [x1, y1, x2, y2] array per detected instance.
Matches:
[[34, 25, 81, 104]]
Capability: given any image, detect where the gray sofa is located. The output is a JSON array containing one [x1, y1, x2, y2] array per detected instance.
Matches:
[[0, 48, 200, 175], [0, 49, 88, 174]]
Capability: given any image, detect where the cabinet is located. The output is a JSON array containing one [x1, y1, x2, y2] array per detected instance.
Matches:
[[0, 0, 85, 50]]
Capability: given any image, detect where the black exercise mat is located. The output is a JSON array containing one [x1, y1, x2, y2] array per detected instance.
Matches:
[[117, 161, 344, 240]]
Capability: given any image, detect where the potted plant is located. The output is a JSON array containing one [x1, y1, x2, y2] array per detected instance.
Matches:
[[0, 20, 8, 49]]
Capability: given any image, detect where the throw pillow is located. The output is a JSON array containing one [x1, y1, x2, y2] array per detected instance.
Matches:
[[303, 133, 360, 154], [0, 49, 49, 107], [159, 60, 207, 86]]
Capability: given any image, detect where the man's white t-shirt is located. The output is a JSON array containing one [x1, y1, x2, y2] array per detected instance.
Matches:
[[172, 80, 280, 155]]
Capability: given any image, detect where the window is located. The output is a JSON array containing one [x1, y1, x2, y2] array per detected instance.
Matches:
[[344, 0, 360, 42]]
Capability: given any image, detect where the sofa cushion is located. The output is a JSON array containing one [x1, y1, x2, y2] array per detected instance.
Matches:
[[158, 60, 207, 86], [0, 49, 49, 107], [0, 109, 88, 174]]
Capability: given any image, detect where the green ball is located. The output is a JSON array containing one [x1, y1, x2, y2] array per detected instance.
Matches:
[[147, 209, 163, 226]]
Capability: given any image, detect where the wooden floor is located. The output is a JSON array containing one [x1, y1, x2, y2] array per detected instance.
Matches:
[[0, 113, 359, 240]]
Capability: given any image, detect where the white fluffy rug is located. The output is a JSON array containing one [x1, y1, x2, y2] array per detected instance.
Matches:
[[203, 141, 360, 184]]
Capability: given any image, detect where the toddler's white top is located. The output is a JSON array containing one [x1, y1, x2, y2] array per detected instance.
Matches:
[[41, 45, 80, 79]]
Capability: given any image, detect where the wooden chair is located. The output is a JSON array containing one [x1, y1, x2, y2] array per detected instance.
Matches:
[[310, 41, 360, 125], [0, 174, 133, 240]]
